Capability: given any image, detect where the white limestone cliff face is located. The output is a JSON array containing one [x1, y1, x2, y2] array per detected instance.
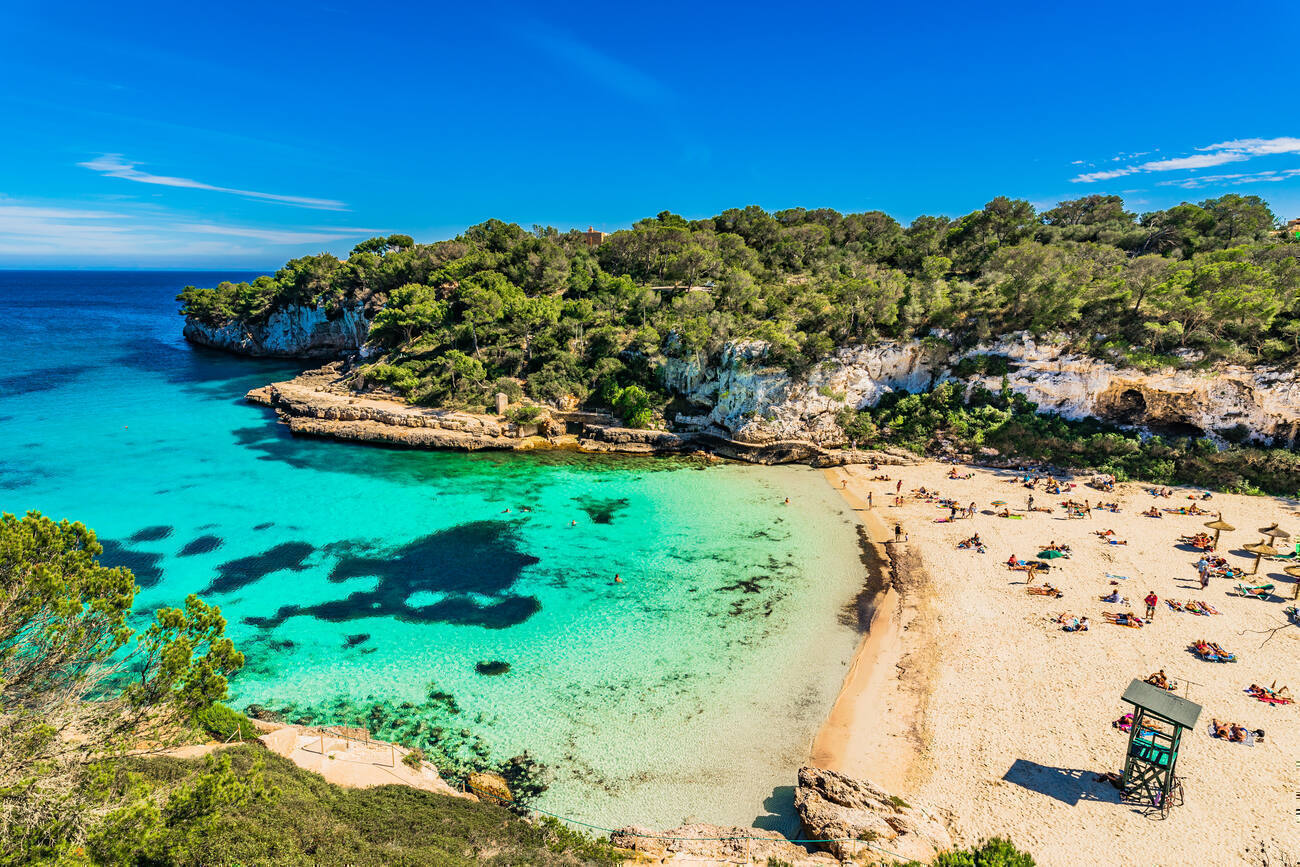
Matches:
[[962, 334, 1300, 446], [661, 334, 1300, 448], [663, 339, 943, 445], [183, 304, 371, 358]]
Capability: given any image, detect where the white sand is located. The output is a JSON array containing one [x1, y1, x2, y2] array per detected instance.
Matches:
[[828, 462, 1299, 867]]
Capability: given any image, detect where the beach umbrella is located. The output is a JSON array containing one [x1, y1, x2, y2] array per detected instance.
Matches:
[[991, 500, 1008, 506], [1243, 542, 1276, 575], [1037, 549, 1066, 560], [1284, 564, 1300, 600], [1204, 514, 1234, 547], [1258, 523, 1291, 545]]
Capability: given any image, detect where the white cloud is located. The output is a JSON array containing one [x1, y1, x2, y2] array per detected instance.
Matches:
[[78, 154, 347, 211], [1156, 167, 1300, 190], [1071, 136, 1300, 184], [1135, 152, 1248, 172], [1072, 167, 1138, 183], [0, 197, 366, 261], [1198, 137, 1300, 156]]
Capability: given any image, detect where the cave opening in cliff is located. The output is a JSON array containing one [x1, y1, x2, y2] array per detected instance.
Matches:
[[1145, 421, 1205, 440], [1112, 389, 1147, 424]]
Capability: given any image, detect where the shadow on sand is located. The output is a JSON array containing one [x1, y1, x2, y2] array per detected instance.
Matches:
[[1002, 758, 1123, 807], [751, 785, 800, 837]]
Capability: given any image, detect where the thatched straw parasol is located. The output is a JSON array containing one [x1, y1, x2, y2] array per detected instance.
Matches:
[[1204, 514, 1234, 547], [1284, 564, 1300, 600], [1258, 523, 1291, 544], [1243, 541, 1276, 575]]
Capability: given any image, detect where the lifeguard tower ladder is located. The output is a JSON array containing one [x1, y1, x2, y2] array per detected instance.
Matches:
[[1119, 678, 1202, 815]]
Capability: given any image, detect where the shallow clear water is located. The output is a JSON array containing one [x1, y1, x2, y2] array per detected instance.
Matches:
[[0, 270, 867, 830]]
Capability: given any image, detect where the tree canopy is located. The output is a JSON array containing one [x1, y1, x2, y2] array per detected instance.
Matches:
[[178, 194, 1298, 427]]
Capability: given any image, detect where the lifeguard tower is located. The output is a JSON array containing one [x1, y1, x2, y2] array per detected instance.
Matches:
[[1119, 679, 1202, 814]]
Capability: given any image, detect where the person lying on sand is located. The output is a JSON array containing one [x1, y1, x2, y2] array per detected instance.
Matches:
[[1247, 683, 1292, 704], [998, 508, 1011, 518], [1104, 612, 1144, 627], [1210, 721, 1264, 743], [1145, 670, 1170, 690], [1094, 528, 1116, 537], [1142, 506, 1162, 518], [1053, 612, 1089, 631]]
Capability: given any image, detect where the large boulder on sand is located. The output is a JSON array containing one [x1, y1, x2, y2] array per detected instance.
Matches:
[[795, 766, 953, 863]]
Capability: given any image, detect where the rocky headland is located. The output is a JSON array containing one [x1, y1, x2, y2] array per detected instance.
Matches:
[[185, 303, 372, 358], [223, 320, 1300, 464]]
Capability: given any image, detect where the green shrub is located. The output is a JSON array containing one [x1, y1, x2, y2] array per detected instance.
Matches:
[[87, 745, 621, 866], [505, 405, 543, 424], [401, 747, 425, 770], [359, 362, 421, 396], [928, 837, 1035, 866], [192, 703, 257, 742]]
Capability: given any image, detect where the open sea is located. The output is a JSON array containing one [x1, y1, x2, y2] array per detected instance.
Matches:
[[0, 270, 868, 831]]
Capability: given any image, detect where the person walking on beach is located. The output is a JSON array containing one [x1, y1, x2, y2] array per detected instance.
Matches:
[[1027, 493, 1034, 511], [1144, 591, 1158, 620], [1084, 499, 1092, 518], [894, 523, 902, 542], [1197, 556, 1210, 589], [968, 501, 976, 518], [867, 491, 873, 509]]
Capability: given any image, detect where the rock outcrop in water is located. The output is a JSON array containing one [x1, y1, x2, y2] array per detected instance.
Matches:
[[184, 304, 371, 358], [794, 766, 953, 863], [610, 767, 952, 865], [247, 363, 923, 465], [218, 305, 1300, 461]]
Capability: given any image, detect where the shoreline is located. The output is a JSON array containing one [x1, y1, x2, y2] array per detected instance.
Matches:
[[810, 466, 937, 794], [850, 461, 1299, 866], [247, 363, 919, 468]]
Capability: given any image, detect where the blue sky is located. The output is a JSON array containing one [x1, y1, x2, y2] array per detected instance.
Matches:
[[2, 0, 1298, 267]]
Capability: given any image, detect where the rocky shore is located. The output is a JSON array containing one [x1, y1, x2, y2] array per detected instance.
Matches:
[[246, 363, 921, 466], [610, 766, 953, 865]]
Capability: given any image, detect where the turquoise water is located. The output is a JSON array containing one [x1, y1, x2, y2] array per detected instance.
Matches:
[[0, 271, 868, 830]]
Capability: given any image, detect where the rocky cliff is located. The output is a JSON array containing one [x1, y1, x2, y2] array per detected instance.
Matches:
[[184, 304, 371, 358], [611, 766, 953, 864], [664, 334, 1300, 449]]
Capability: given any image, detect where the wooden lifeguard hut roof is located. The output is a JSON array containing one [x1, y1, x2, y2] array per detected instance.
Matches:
[[1121, 679, 1202, 730]]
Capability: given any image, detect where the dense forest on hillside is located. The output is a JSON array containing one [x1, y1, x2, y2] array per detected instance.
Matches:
[[178, 194, 1300, 422]]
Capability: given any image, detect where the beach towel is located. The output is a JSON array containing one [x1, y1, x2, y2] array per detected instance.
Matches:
[[1106, 573, 1131, 581], [1207, 724, 1257, 746]]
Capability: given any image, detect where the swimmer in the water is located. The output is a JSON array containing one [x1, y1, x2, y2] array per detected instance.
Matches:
[[614, 574, 623, 584]]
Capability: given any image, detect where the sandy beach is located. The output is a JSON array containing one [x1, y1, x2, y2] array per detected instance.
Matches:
[[816, 461, 1299, 866]]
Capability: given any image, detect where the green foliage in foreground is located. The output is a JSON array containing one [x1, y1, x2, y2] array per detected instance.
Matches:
[[844, 382, 1300, 496], [192, 702, 258, 742], [900, 837, 1036, 867], [0, 511, 245, 858], [39, 745, 620, 866], [178, 195, 1300, 426]]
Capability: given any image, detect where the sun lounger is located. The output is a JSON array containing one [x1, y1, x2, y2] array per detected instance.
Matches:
[[1235, 583, 1275, 599]]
